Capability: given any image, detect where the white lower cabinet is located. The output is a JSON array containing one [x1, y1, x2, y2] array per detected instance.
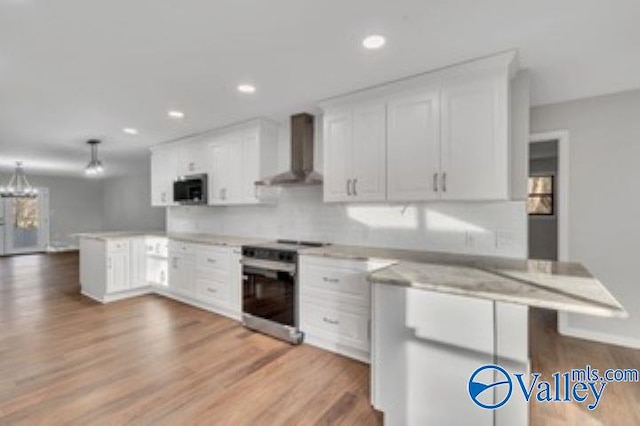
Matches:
[[106, 240, 131, 293], [80, 236, 241, 320], [80, 237, 149, 302], [194, 246, 242, 319], [299, 255, 393, 363], [168, 241, 196, 296], [165, 241, 241, 320], [371, 284, 529, 426]]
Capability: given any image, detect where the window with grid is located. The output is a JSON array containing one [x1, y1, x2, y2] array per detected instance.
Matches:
[[527, 176, 554, 215]]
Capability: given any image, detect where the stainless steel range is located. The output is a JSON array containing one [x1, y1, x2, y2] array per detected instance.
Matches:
[[240, 240, 325, 344]]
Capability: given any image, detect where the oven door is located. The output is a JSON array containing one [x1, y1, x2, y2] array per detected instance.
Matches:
[[242, 262, 296, 327]]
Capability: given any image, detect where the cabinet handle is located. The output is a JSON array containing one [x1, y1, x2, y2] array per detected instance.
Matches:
[[323, 277, 339, 283], [172, 257, 178, 268], [322, 317, 340, 325], [108, 257, 112, 269], [346, 179, 352, 196], [161, 192, 166, 202], [433, 173, 438, 192], [207, 257, 216, 263], [441, 172, 447, 192], [352, 179, 358, 196], [207, 287, 217, 293], [189, 162, 195, 171]]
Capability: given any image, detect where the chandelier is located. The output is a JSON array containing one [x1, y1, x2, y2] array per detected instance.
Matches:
[[0, 161, 38, 198], [85, 139, 104, 176]]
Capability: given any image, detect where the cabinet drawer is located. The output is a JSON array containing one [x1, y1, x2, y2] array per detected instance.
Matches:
[[169, 240, 195, 255], [301, 264, 370, 306], [301, 301, 369, 351], [107, 239, 130, 252], [146, 238, 168, 257], [195, 247, 228, 271], [406, 289, 494, 354], [196, 277, 229, 304]]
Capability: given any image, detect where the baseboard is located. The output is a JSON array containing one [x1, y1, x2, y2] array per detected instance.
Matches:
[[303, 334, 370, 364], [558, 312, 640, 350], [81, 287, 154, 304], [153, 286, 242, 322]]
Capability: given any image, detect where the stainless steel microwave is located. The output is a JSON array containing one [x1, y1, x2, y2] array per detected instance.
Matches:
[[173, 174, 207, 205]]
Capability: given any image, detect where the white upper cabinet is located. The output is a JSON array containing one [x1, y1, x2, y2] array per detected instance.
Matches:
[[150, 119, 278, 207], [323, 110, 352, 201], [177, 141, 208, 176], [387, 88, 441, 201], [321, 51, 517, 203], [323, 102, 387, 202], [150, 145, 178, 207], [207, 121, 278, 205], [440, 71, 509, 200]]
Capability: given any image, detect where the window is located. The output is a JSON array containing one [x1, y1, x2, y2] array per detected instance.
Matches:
[[527, 176, 554, 215]]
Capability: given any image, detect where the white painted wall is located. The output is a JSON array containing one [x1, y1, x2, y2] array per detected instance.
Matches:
[[0, 173, 104, 248], [531, 88, 640, 348], [103, 173, 165, 232], [168, 187, 527, 259]]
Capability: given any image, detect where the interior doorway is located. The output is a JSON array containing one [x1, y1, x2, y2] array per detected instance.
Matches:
[[2, 189, 50, 255], [529, 130, 571, 336], [528, 140, 558, 260]]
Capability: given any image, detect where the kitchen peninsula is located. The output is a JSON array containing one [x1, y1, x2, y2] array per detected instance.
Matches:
[[78, 231, 625, 426]]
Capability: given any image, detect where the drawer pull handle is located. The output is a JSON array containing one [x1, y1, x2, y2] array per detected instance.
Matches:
[[207, 258, 216, 263], [323, 277, 339, 283], [207, 288, 217, 293], [322, 317, 339, 325]]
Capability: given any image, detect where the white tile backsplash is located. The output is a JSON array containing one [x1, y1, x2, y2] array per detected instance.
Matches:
[[167, 186, 527, 259]]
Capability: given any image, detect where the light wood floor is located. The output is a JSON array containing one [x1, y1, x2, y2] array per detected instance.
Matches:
[[0, 252, 638, 425]]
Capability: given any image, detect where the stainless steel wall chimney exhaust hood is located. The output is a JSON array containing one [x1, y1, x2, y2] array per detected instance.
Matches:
[[255, 113, 322, 186]]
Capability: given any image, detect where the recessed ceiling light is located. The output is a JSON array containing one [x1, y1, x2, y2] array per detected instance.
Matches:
[[237, 84, 256, 94], [362, 34, 386, 50], [123, 127, 138, 135], [168, 110, 185, 119]]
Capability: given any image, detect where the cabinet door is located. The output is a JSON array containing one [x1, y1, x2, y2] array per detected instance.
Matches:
[[225, 136, 243, 203], [209, 136, 242, 204], [241, 130, 260, 203], [177, 142, 206, 176], [107, 251, 130, 293], [150, 147, 178, 206], [323, 110, 352, 202], [129, 238, 147, 289], [209, 141, 230, 204], [440, 73, 509, 200], [387, 89, 441, 201], [351, 103, 387, 201]]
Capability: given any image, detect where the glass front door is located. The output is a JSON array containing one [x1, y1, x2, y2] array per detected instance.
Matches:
[[3, 189, 49, 255]]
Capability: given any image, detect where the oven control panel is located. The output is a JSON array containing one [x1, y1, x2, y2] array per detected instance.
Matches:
[[242, 247, 297, 263]]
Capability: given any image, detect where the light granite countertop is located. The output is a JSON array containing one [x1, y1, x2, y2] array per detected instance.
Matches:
[[300, 245, 627, 318], [75, 231, 267, 248]]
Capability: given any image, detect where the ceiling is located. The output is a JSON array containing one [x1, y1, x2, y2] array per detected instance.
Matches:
[[1, 0, 639, 177]]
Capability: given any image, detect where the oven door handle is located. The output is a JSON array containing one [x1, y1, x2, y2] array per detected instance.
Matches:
[[240, 258, 297, 275]]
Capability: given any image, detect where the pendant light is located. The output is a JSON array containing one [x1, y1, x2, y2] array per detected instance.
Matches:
[[85, 139, 104, 176], [0, 161, 38, 198]]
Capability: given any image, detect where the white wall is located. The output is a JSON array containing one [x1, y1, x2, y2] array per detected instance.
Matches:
[[531, 88, 640, 348], [1, 171, 164, 250], [0, 173, 104, 248], [103, 173, 165, 232], [168, 187, 527, 259]]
